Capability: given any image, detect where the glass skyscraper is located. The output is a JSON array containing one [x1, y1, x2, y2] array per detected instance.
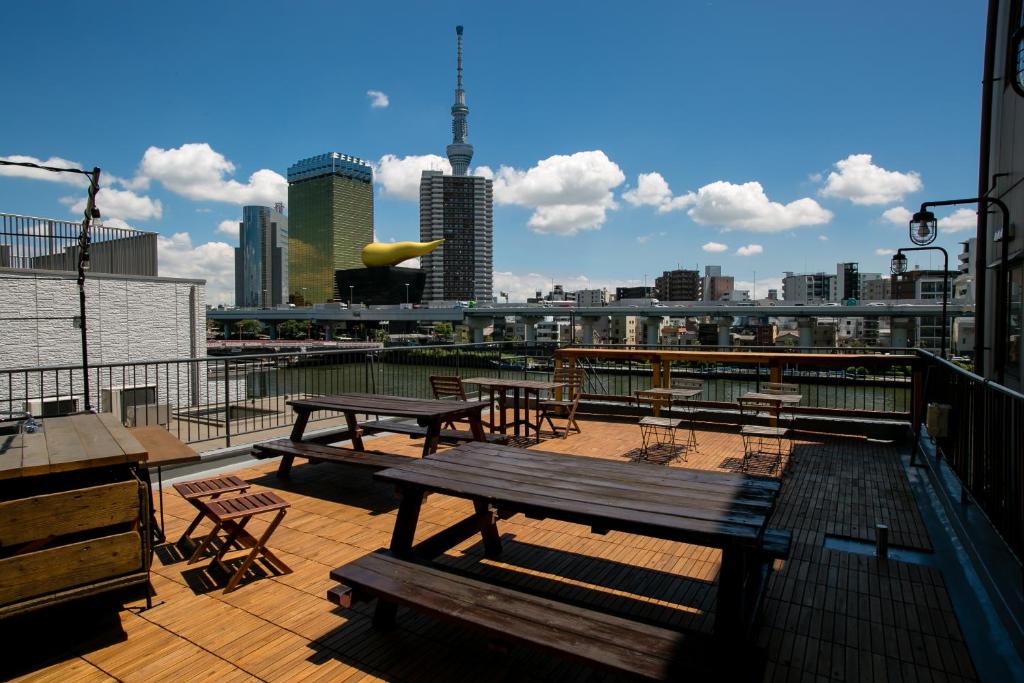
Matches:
[[234, 204, 288, 308], [286, 153, 374, 304]]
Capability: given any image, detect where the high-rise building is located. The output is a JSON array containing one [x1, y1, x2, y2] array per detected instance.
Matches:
[[655, 269, 700, 301], [287, 153, 374, 304], [576, 288, 610, 307], [701, 265, 734, 301], [234, 204, 288, 308], [615, 285, 657, 301], [419, 26, 494, 302], [782, 271, 836, 303]]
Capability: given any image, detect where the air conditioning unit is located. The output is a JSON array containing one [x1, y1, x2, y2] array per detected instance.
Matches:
[[24, 396, 81, 417], [926, 403, 951, 440], [124, 403, 170, 427], [100, 385, 159, 423]]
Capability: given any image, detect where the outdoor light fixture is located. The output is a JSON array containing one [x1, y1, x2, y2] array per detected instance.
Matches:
[[0, 158, 102, 411], [909, 210, 938, 246], [890, 252, 908, 275]]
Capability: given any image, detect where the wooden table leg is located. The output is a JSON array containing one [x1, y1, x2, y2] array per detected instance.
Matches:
[[499, 388, 508, 434], [279, 407, 312, 478], [344, 410, 365, 451], [512, 388, 522, 437], [376, 488, 424, 628], [474, 500, 502, 558], [715, 546, 748, 639], [468, 409, 486, 442], [421, 419, 442, 457]]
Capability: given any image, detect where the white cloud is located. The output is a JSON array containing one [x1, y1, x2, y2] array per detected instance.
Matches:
[[65, 187, 162, 221], [940, 208, 976, 233], [139, 143, 286, 206], [490, 151, 625, 235], [367, 90, 390, 108], [702, 241, 728, 253], [875, 248, 896, 256], [216, 220, 240, 238], [881, 206, 912, 224], [622, 172, 695, 214], [375, 153, 452, 200], [820, 154, 922, 205], [818, 235, 829, 241], [736, 244, 763, 256], [0, 154, 87, 185], [635, 231, 667, 245], [687, 181, 832, 232], [158, 232, 235, 305]]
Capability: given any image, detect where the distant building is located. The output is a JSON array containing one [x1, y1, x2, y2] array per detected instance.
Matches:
[[615, 286, 656, 301], [702, 265, 734, 301], [953, 238, 977, 308], [287, 153, 374, 304], [782, 271, 836, 303], [575, 288, 609, 307], [697, 323, 720, 346], [419, 27, 493, 302], [767, 289, 779, 301], [720, 290, 751, 302], [655, 269, 700, 301], [862, 277, 892, 301], [235, 204, 287, 308], [609, 315, 640, 345], [895, 269, 958, 351]]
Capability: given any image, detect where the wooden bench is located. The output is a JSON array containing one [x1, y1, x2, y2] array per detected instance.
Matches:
[[329, 551, 746, 680], [358, 419, 509, 445], [252, 439, 415, 477]]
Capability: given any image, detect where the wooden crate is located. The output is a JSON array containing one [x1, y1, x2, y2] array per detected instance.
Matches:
[[0, 480, 145, 609]]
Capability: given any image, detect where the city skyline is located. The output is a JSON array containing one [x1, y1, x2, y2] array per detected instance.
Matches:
[[0, 1, 983, 304]]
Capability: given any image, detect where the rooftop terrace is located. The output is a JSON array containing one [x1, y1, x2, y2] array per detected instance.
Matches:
[[1, 414, 996, 681]]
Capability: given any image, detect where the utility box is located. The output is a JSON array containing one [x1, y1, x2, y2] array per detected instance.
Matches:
[[926, 403, 951, 439]]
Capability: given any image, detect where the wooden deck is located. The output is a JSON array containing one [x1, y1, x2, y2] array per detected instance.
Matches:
[[3, 416, 976, 682]]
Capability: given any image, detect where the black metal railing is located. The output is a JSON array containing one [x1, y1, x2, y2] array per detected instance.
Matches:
[[917, 350, 1024, 563], [0, 343, 920, 449]]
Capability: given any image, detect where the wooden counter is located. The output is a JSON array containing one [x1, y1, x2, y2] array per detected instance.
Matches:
[[0, 414, 151, 618]]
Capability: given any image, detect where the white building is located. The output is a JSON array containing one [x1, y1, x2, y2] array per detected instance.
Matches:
[[782, 272, 836, 303], [575, 288, 610, 307]]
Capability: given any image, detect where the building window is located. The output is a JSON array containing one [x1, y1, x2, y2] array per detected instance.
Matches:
[[1006, 262, 1022, 375], [1011, 0, 1024, 96]]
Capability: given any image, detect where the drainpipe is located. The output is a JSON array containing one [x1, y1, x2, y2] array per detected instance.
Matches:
[[975, 0, 998, 375]]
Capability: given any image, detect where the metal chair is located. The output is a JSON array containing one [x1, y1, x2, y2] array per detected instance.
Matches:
[[738, 397, 789, 472], [538, 366, 584, 439], [670, 378, 704, 453], [635, 390, 685, 460]]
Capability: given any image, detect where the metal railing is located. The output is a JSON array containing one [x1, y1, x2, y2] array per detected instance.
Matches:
[[556, 346, 917, 420], [0, 212, 158, 276], [917, 350, 1024, 563], [1, 343, 920, 449]]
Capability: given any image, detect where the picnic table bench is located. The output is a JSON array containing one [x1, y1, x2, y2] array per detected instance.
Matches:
[[328, 441, 790, 674]]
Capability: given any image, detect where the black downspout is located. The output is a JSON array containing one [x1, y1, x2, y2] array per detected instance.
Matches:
[[977, 0, 999, 374]]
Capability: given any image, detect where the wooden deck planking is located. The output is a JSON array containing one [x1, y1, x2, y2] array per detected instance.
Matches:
[[6, 416, 975, 681]]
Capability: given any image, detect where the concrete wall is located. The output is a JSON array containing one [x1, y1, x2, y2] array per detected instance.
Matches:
[[0, 268, 207, 412]]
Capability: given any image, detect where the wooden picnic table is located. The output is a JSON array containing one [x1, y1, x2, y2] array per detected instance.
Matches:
[[370, 441, 783, 639], [282, 394, 488, 471], [462, 377, 565, 439]]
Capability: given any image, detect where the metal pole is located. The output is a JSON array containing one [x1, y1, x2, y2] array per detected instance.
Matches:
[[79, 167, 101, 412], [896, 246, 949, 358]]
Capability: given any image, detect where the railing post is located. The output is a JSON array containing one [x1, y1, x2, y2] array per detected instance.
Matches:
[[911, 361, 924, 441], [223, 359, 231, 447]]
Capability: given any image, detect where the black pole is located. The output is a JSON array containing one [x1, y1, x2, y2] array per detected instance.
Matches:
[[918, 197, 1009, 373], [79, 167, 101, 411], [897, 246, 949, 358], [976, 0, 999, 377]]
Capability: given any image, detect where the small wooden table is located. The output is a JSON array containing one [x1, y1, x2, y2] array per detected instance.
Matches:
[[130, 426, 202, 544], [371, 441, 782, 639], [738, 391, 802, 406], [462, 378, 566, 439], [281, 393, 488, 475]]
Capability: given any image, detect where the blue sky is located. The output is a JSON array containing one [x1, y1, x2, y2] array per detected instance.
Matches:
[[1, 1, 985, 303]]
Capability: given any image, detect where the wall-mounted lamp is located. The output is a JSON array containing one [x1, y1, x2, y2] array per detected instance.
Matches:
[[909, 210, 938, 246], [890, 252, 909, 275]]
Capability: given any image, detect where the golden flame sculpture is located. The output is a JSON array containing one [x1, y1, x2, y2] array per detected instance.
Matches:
[[361, 239, 444, 267]]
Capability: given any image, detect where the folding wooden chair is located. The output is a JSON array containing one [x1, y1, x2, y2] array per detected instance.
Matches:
[[173, 474, 250, 545], [188, 490, 292, 592], [635, 390, 684, 460], [538, 366, 584, 439], [429, 375, 468, 429], [738, 397, 789, 472]]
